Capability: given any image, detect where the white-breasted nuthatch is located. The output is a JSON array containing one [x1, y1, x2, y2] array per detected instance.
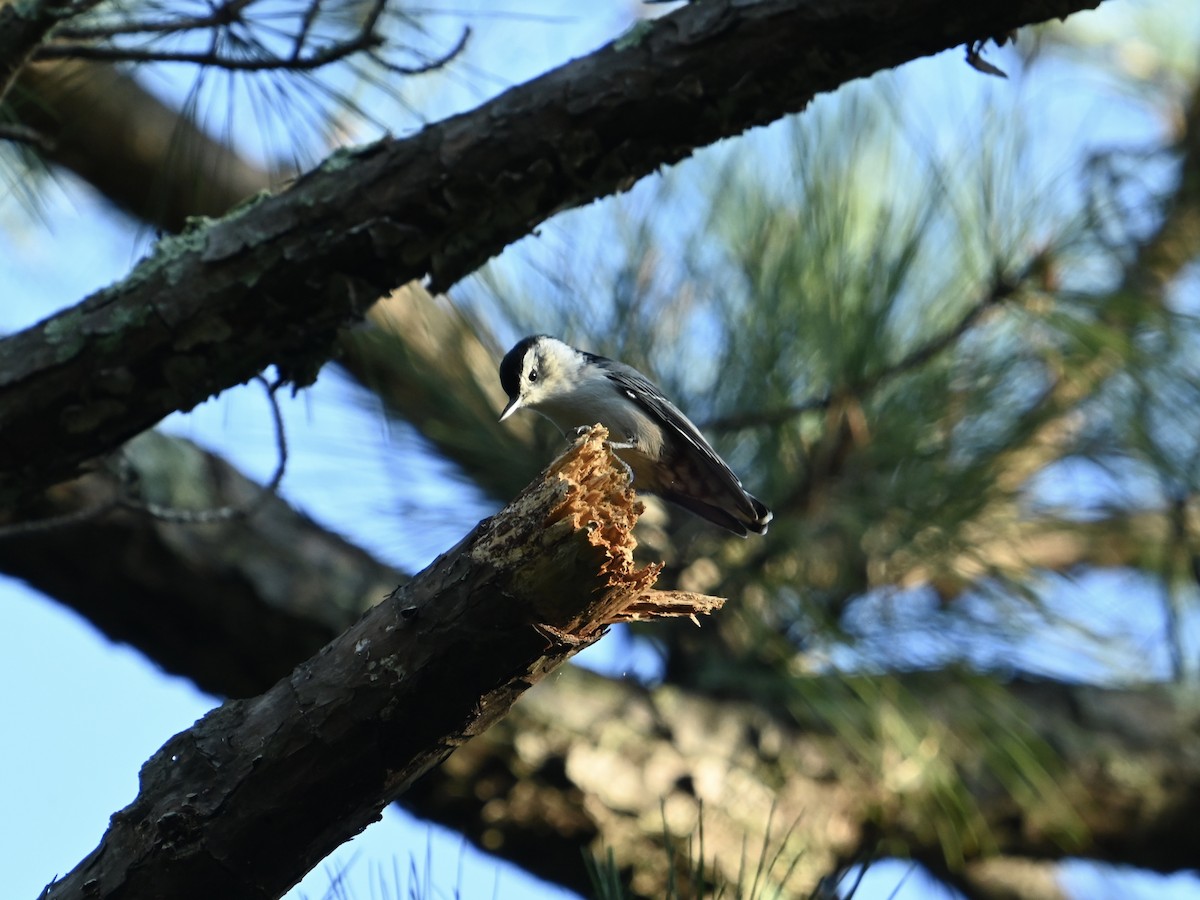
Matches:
[[499, 335, 772, 536]]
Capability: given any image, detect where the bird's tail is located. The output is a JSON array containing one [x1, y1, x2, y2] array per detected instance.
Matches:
[[742, 492, 772, 536], [660, 490, 772, 537]]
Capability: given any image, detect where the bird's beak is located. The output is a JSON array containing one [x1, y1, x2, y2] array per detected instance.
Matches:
[[499, 397, 522, 422]]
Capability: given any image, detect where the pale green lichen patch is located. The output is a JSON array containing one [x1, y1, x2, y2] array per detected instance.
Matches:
[[93, 228, 209, 299], [317, 138, 388, 174], [154, 228, 210, 265], [113, 301, 152, 328], [182, 214, 217, 235], [96, 302, 153, 337], [614, 20, 654, 51], [158, 232, 211, 287], [43, 309, 88, 363], [93, 306, 154, 355], [226, 189, 274, 217]]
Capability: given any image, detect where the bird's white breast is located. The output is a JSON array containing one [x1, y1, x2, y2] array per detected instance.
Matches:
[[535, 378, 665, 460]]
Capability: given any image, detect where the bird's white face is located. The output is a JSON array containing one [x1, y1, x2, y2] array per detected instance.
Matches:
[[499, 337, 582, 422]]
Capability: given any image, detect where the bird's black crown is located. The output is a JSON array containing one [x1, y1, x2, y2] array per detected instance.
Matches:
[[499, 335, 545, 399]]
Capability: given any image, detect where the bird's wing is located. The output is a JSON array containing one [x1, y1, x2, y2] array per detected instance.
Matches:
[[593, 358, 758, 515]]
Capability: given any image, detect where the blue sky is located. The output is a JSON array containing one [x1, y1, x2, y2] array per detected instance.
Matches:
[[4, 1, 1200, 898]]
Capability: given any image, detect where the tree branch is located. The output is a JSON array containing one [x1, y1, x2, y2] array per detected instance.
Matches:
[[0, 120, 54, 150], [956, 856, 1068, 900], [0, 0, 105, 105], [0, 0, 1109, 508], [0, 430, 393, 697], [1134, 68, 1200, 291], [13, 59, 274, 230], [38, 428, 723, 900], [886, 508, 1198, 599], [403, 664, 1200, 897]]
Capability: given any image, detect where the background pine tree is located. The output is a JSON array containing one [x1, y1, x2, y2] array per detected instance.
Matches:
[[4, 1, 1200, 898]]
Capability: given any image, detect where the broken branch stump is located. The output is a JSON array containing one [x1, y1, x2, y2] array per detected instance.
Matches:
[[42, 425, 724, 900]]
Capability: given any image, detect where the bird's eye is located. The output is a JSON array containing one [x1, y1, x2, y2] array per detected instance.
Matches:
[[529, 368, 539, 383]]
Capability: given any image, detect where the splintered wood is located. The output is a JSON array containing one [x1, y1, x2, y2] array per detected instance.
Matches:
[[541, 425, 725, 636]]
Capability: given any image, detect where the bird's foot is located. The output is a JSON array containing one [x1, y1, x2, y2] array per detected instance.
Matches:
[[602, 443, 636, 482], [605, 437, 638, 451]]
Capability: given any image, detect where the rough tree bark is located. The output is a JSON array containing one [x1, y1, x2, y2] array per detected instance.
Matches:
[[39, 429, 723, 900], [0, 0, 1107, 508]]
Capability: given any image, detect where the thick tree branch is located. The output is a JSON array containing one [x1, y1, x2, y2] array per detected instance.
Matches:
[[887, 508, 1197, 599], [404, 665, 1200, 897], [956, 857, 1067, 900], [39, 428, 722, 900], [0, 0, 1108, 508], [0, 431, 397, 697], [12, 60, 274, 230], [0, 0, 105, 105]]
